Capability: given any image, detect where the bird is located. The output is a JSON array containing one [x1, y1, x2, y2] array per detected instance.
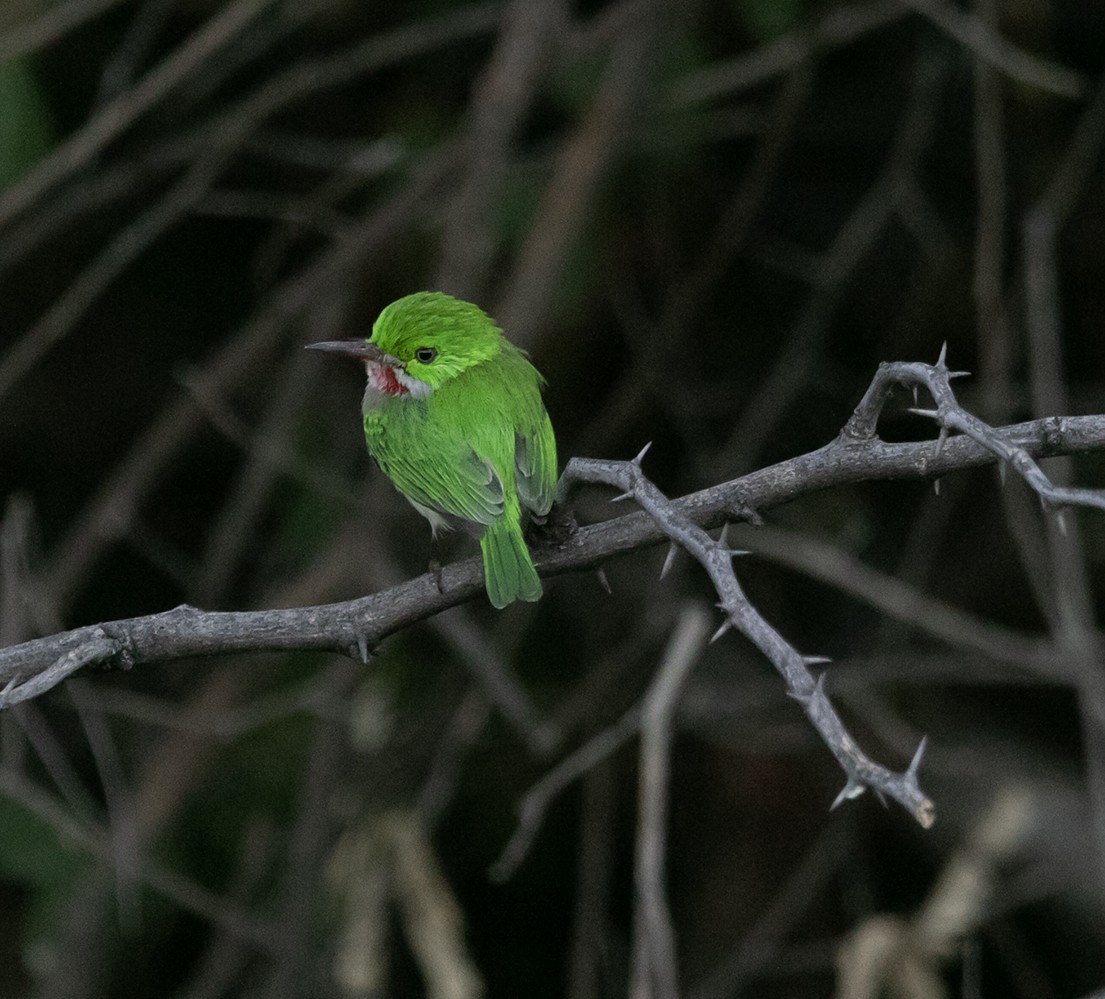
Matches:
[[307, 291, 557, 608]]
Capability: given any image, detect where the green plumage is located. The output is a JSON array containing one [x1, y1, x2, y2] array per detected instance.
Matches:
[[340, 292, 557, 608]]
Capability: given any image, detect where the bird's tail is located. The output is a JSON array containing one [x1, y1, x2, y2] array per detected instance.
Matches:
[[480, 517, 542, 609]]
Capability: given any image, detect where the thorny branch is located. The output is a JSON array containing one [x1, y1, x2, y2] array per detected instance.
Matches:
[[558, 444, 937, 828], [1, 353, 1103, 834]]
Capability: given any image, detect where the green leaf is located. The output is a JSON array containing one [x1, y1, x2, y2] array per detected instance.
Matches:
[[736, 0, 806, 41], [0, 57, 53, 190], [0, 794, 90, 942]]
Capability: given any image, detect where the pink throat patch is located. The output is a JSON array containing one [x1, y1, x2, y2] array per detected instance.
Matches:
[[369, 362, 408, 397]]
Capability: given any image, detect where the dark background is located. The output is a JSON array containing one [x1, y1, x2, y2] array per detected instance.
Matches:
[[1, 0, 1104, 996]]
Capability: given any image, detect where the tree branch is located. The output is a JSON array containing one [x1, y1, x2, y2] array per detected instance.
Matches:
[[2, 359, 1104, 745]]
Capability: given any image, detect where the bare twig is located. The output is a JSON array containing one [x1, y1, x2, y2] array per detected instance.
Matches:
[[567, 757, 619, 999], [417, 690, 492, 825], [845, 345, 1105, 516], [94, 0, 177, 106], [631, 604, 712, 999], [194, 322, 335, 606], [171, 821, 274, 999], [0, 629, 118, 709], [0, 767, 275, 949], [261, 663, 357, 997], [428, 607, 559, 756], [70, 679, 142, 929]]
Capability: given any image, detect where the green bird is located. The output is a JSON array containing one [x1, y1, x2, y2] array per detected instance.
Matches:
[[307, 291, 557, 608]]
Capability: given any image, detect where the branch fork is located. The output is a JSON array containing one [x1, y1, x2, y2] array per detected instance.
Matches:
[[558, 445, 936, 828], [845, 344, 1105, 519]]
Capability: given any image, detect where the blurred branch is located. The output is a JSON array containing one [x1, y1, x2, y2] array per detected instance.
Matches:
[[436, 0, 567, 300], [497, 0, 665, 348], [0, 766, 275, 950], [0, 0, 274, 229], [40, 149, 457, 611], [690, 821, 852, 999], [899, 0, 1083, 98], [836, 788, 1036, 999], [0, 2, 499, 407], [730, 524, 1059, 673], [669, 0, 907, 107], [387, 811, 486, 999], [972, 0, 1011, 424], [1020, 69, 1105, 892], [631, 604, 712, 999], [0, 0, 128, 60], [718, 47, 946, 471], [491, 701, 641, 882]]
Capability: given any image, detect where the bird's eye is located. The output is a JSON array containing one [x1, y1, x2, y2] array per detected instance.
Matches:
[[414, 347, 437, 364]]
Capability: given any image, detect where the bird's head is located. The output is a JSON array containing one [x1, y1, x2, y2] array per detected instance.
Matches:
[[306, 291, 504, 397]]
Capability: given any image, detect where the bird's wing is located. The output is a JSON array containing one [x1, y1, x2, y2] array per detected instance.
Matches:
[[379, 442, 505, 528], [514, 411, 557, 517]]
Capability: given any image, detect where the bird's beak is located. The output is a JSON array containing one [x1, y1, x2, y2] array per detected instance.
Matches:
[[305, 339, 388, 363]]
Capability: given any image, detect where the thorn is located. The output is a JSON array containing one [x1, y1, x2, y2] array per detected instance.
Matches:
[[718, 521, 730, 548], [789, 672, 826, 706], [907, 407, 940, 420], [933, 477, 941, 496], [710, 618, 732, 644], [830, 778, 866, 811], [874, 789, 889, 809], [357, 635, 369, 665], [803, 654, 832, 666], [610, 491, 633, 504], [912, 385, 919, 406], [907, 735, 928, 780], [0, 676, 17, 699], [631, 441, 653, 466], [936, 341, 948, 369], [934, 426, 948, 460], [660, 542, 678, 581], [998, 460, 1007, 487], [1055, 509, 1068, 536], [947, 370, 971, 380], [596, 567, 612, 594]]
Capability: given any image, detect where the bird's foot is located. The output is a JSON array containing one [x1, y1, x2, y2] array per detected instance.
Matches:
[[528, 502, 578, 548]]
